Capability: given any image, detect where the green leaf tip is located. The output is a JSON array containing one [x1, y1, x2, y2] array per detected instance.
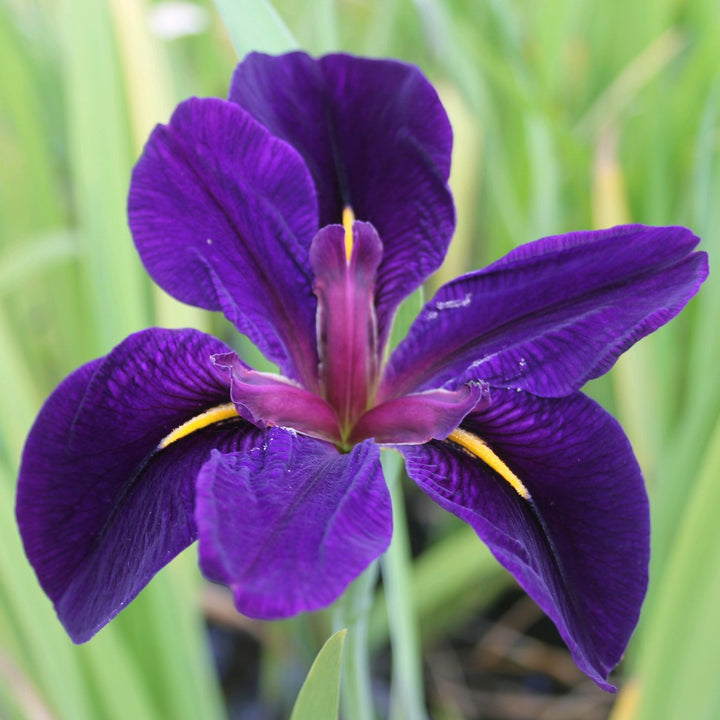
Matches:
[[290, 629, 347, 720]]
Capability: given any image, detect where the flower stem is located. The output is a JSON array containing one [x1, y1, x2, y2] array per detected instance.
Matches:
[[380, 450, 427, 720], [333, 561, 379, 720]]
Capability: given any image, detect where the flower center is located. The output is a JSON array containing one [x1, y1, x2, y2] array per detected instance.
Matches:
[[157, 215, 491, 455]]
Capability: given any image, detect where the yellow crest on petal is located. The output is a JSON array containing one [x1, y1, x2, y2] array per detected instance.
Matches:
[[448, 427, 532, 501], [342, 206, 356, 262], [158, 402, 239, 449]]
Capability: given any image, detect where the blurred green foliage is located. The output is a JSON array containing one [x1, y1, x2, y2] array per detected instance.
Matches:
[[1, 0, 718, 717]]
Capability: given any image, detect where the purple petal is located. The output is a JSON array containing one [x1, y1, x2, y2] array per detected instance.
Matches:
[[350, 382, 489, 445], [229, 52, 455, 343], [310, 221, 382, 432], [196, 428, 392, 618], [399, 390, 649, 689], [16, 328, 261, 642], [212, 352, 340, 443], [128, 97, 320, 388], [382, 225, 708, 398]]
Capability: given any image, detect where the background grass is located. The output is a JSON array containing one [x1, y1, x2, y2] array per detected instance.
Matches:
[[1, 0, 718, 717]]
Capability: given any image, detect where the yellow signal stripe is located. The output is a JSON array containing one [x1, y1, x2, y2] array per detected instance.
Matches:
[[157, 403, 239, 450], [448, 427, 532, 501], [156, 404, 531, 504]]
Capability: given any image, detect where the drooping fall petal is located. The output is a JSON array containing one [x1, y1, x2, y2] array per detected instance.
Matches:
[[399, 389, 649, 690], [196, 428, 392, 618], [16, 328, 260, 642]]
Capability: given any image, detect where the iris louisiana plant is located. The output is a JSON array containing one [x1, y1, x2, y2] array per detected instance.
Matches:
[[17, 52, 707, 692]]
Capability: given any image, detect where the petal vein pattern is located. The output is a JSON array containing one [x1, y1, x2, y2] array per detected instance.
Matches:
[[229, 52, 455, 345], [400, 390, 649, 690], [129, 98, 320, 387], [382, 225, 708, 398], [196, 428, 392, 618], [15, 51, 709, 692], [16, 328, 260, 641]]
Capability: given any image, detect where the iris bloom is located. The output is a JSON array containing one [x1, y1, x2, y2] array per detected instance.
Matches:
[[17, 52, 706, 690]]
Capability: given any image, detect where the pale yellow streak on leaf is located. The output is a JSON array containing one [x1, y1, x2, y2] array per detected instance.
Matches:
[[109, 0, 208, 330], [608, 677, 640, 720]]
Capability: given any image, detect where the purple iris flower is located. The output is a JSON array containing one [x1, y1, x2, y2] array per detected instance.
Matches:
[[17, 51, 706, 691]]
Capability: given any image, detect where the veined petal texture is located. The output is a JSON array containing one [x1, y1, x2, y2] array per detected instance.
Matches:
[[400, 390, 649, 689], [129, 97, 320, 387], [230, 52, 455, 343], [16, 328, 260, 642], [383, 225, 708, 397], [196, 428, 392, 618]]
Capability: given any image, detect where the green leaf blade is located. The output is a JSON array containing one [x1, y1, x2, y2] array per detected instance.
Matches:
[[290, 629, 346, 720], [212, 0, 298, 57]]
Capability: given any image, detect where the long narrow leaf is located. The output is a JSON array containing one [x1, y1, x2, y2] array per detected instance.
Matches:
[[633, 414, 720, 720], [212, 0, 298, 57]]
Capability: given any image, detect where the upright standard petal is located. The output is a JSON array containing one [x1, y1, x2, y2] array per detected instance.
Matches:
[[400, 390, 649, 689], [129, 97, 320, 387], [382, 225, 708, 398], [229, 52, 455, 341], [196, 428, 392, 619], [16, 328, 261, 642]]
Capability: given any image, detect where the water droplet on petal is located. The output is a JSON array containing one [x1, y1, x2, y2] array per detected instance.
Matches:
[[436, 292, 472, 310]]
